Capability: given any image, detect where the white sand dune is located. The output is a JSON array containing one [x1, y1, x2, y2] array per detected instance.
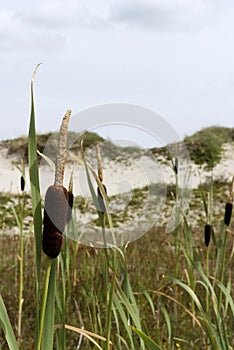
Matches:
[[0, 143, 234, 196]]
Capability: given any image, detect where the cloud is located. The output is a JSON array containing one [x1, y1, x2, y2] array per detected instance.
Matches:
[[0, 5, 69, 53], [16, 0, 87, 29], [108, 0, 217, 31], [0, 0, 227, 54], [0, 0, 109, 53]]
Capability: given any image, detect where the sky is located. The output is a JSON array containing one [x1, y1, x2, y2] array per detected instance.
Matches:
[[0, 0, 234, 148]]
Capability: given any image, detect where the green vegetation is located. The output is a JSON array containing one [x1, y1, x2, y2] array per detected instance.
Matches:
[[1, 175, 233, 349], [4, 123, 234, 170], [1, 193, 234, 348], [184, 126, 234, 170], [5, 133, 52, 159], [1, 69, 234, 350], [151, 126, 234, 170], [2, 131, 140, 164]]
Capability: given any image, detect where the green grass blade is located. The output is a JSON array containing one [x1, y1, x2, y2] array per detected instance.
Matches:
[[0, 295, 19, 350], [115, 284, 145, 349], [37, 150, 55, 171], [113, 294, 135, 349], [42, 260, 56, 350], [131, 327, 162, 350], [112, 306, 122, 350], [142, 290, 155, 317], [159, 300, 171, 343], [28, 64, 42, 272], [171, 277, 221, 348], [56, 254, 67, 350], [28, 64, 42, 348]]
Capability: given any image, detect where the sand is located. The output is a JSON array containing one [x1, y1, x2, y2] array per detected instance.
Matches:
[[0, 143, 234, 196]]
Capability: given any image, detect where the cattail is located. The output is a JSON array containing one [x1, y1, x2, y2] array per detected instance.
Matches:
[[44, 186, 69, 232], [224, 202, 233, 226], [42, 229, 64, 259], [97, 184, 107, 213], [204, 224, 211, 247], [42, 185, 69, 258], [20, 158, 25, 192], [224, 176, 233, 226], [174, 157, 178, 175], [42, 110, 71, 259], [173, 143, 178, 174], [20, 176, 25, 192]]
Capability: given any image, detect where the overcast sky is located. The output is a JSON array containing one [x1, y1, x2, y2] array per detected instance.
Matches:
[[1, 0, 234, 147]]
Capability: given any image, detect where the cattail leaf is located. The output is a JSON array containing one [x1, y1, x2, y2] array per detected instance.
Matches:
[[28, 63, 42, 348], [224, 202, 232, 226], [42, 260, 56, 349], [28, 64, 42, 267], [0, 295, 19, 350]]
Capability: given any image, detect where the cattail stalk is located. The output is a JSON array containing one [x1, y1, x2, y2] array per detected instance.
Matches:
[[42, 110, 71, 259], [55, 110, 72, 186], [38, 110, 71, 350]]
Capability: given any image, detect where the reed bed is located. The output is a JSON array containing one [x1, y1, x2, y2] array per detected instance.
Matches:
[[0, 67, 234, 349]]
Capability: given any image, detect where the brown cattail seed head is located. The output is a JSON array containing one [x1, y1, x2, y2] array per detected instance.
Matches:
[[204, 224, 211, 247], [42, 227, 63, 259], [20, 176, 25, 192], [42, 185, 68, 258], [44, 186, 68, 232], [174, 158, 178, 174], [97, 184, 107, 213], [224, 202, 233, 226]]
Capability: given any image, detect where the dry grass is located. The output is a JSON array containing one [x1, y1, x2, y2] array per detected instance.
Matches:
[[1, 214, 234, 349]]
